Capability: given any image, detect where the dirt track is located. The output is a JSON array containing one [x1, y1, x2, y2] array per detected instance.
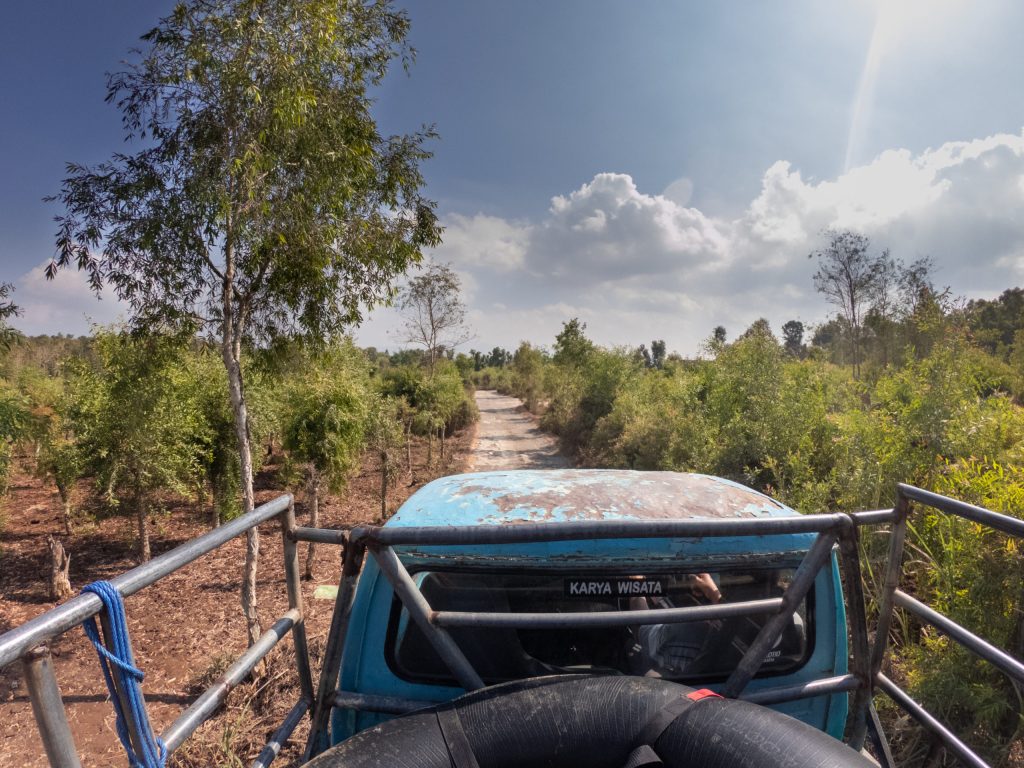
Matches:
[[467, 391, 569, 471]]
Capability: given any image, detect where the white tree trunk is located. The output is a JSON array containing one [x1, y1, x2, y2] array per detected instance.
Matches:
[[222, 287, 261, 648]]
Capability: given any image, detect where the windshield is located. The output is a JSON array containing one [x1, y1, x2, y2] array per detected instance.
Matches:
[[386, 567, 812, 686]]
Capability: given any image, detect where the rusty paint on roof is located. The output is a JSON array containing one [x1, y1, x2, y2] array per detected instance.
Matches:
[[386, 470, 793, 529]]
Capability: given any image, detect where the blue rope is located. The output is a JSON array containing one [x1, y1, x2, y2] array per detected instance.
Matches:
[[82, 581, 167, 768]]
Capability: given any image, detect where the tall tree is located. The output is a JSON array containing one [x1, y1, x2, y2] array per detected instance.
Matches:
[[554, 318, 594, 367], [398, 262, 472, 375], [46, 0, 440, 644], [809, 230, 889, 379], [781, 320, 804, 358], [650, 339, 667, 369]]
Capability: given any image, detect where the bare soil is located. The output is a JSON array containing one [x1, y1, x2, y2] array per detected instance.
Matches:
[[468, 390, 568, 471], [0, 427, 473, 768]]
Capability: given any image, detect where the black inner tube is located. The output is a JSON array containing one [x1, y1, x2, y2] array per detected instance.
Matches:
[[306, 676, 875, 768]]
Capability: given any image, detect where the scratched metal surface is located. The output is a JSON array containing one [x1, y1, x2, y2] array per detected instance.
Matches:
[[387, 469, 792, 528]]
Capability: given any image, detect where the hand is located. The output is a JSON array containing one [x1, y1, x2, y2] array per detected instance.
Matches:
[[694, 573, 722, 603]]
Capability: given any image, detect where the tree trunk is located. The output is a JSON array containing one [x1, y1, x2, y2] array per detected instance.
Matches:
[[427, 431, 433, 467], [380, 453, 388, 519], [136, 490, 150, 563], [304, 475, 319, 580], [440, 426, 446, 463], [222, 284, 261, 648], [48, 537, 72, 601], [57, 480, 72, 536]]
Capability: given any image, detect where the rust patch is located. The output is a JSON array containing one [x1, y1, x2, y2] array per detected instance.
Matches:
[[448, 471, 786, 522]]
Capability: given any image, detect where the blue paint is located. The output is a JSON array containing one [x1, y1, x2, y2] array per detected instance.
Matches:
[[330, 471, 849, 746]]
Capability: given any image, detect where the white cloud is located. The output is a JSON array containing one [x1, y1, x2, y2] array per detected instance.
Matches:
[[13, 263, 126, 336], [358, 129, 1024, 355], [433, 213, 529, 272]]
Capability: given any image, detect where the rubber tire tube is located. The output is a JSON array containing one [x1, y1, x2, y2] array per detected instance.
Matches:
[[304, 675, 875, 768]]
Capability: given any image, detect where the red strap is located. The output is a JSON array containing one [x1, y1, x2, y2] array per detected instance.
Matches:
[[636, 689, 722, 748], [686, 689, 721, 701]]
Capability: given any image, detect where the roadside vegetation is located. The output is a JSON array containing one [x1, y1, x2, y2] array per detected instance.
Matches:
[[471, 238, 1024, 766]]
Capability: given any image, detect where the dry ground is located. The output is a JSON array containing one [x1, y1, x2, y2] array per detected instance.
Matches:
[[468, 390, 568, 471], [0, 426, 474, 767]]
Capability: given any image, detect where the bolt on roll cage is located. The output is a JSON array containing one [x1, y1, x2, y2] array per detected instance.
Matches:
[[0, 483, 1019, 767]]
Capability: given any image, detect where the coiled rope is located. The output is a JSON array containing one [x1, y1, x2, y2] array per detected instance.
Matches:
[[82, 581, 167, 768]]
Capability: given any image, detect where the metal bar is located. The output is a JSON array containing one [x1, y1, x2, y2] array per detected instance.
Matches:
[[292, 526, 348, 545], [894, 589, 1024, 685], [867, 700, 896, 768], [21, 645, 82, 768], [372, 546, 485, 691], [350, 513, 850, 547], [0, 494, 293, 669], [334, 690, 436, 716], [161, 609, 300, 753], [739, 674, 861, 706], [722, 532, 837, 698], [839, 524, 873, 750], [434, 597, 783, 630], [850, 509, 898, 526], [97, 611, 149, 760], [305, 539, 365, 760], [869, 497, 910, 682], [280, 501, 314, 703], [898, 483, 1024, 539], [877, 673, 989, 768], [251, 697, 310, 768]]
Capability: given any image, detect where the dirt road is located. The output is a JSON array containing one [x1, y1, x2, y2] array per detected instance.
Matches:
[[467, 390, 569, 471]]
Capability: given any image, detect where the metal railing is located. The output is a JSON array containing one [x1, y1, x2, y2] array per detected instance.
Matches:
[[0, 494, 313, 768], [857, 483, 1024, 768]]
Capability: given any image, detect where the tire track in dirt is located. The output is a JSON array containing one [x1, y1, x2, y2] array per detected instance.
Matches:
[[467, 390, 569, 471]]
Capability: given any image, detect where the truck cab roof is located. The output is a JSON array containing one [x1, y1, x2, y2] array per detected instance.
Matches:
[[386, 469, 797, 528], [381, 470, 813, 569]]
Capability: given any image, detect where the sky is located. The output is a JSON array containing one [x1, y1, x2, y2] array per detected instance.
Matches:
[[2, 0, 1024, 355]]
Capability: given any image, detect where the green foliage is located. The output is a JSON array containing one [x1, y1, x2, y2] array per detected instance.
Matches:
[[553, 318, 594, 368], [0, 282, 21, 352], [0, 379, 29, 494], [87, 333, 209, 499], [365, 395, 406, 517], [895, 459, 1024, 764], [543, 347, 639, 457], [281, 345, 369, 495], [499, 308, 1024, 763], [588, 367, 711, 471], [510, 342, 545, 411]]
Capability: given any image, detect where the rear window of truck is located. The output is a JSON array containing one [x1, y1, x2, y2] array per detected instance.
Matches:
[[385, 567, 813, 686]]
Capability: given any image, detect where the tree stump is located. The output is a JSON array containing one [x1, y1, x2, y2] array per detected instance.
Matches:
[[48, 537, 72, 601]]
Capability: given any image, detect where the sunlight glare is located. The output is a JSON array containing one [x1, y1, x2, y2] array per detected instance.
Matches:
[[845, 0, 969, 172]]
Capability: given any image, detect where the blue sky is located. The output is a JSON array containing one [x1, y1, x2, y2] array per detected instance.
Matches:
[[3, 1, 1024, 353]]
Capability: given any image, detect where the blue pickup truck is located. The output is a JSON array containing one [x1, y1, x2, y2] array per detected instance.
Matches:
[[330, 469, 849, 742], [306, 469, 871, 767]]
